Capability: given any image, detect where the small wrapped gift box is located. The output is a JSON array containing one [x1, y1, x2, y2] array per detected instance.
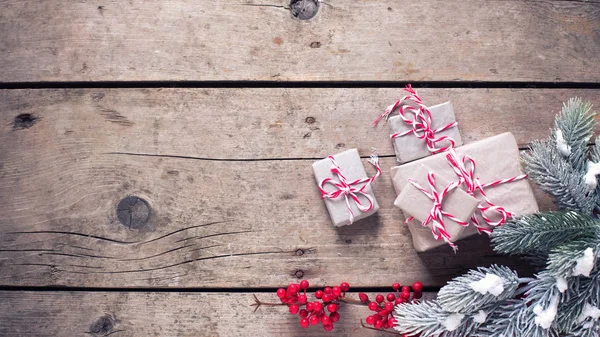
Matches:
[[388, 101, 463, 163], [393, 164, 480, 252], [313, 149, 380, 227], [391, 132, 539, 251]]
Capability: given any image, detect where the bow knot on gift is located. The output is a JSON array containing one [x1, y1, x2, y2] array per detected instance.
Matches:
[[445, 149, 528, 232], [318, 153, 381, 224], [407, 173, 468, 250], [373, 84, 458, 155]]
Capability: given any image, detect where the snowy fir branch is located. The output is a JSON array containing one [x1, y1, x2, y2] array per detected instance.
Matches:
[[393, 98, 600, 337], [437, 265, 520, 313], [491, 212, 599, 255], [522, 98, 599, 214]]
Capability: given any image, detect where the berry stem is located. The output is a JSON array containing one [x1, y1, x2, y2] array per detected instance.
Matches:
[[251, 294, 287, 312]]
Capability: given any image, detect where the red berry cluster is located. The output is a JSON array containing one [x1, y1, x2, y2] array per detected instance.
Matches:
[[360, 281, 423, 330], [276, 280, 350, 331]]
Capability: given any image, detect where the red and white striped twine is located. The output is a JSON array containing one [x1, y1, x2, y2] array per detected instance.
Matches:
[[406, 173, 467, 251], [373, 84, 458, 155], [318, 152, 381, 224], [445, 149, 528, 233]]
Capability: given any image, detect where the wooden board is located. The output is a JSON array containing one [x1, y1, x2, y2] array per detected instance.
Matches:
[[0, 291, 435, 337], [0, 88, 581, 288], [0, 1, 599, 82]]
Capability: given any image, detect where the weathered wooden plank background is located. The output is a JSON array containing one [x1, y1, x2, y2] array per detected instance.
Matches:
[[0, 0, 599, 336], [0, 0, 599, 82]]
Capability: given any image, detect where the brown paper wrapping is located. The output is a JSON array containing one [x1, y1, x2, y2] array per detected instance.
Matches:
[[388, 101, 463, 163], [313, 149, 379, 227], [391, 132, 539, 251]]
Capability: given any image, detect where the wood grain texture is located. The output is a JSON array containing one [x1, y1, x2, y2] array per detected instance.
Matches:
[[0, 88, 577, 288], [0, 291, 436, 337], [0, 0, 599, 82], [0, 88, 598, 160]]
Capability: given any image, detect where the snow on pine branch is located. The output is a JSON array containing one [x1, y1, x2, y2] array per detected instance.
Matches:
[[437, 265, 520, 314]]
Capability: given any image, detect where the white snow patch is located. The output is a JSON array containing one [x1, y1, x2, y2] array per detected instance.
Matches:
[[556, 277, 568, 293], [534, 295, 559, 329], [469, 273, 505, 296], [443, 313, 465, 331], [577, 303, 600, 323], [473, 310, 487, 324], [572, 248, 595, 277], [555, 129, 572, 157], [584, 161, 600, 191]]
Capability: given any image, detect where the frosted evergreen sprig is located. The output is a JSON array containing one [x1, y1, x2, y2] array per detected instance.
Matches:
[[554, 98, 595, 172], [437, 265, 520, 314], [393, 300, 479, 337], [491, 212, 599, 255]]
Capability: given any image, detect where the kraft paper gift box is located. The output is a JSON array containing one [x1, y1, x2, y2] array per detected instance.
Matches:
[[388, 101, 463, 163], [393, 164, 480, 252], [313, 149, 379, 227], [391, 132, 539, 251]]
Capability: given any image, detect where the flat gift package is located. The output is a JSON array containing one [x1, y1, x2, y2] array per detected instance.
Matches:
[[313, 149, 380, 227], [391, 132, 539, 251], [388, 101, 463, 163]]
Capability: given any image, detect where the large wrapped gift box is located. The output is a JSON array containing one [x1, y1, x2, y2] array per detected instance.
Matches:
[[391, 132, 539, 251]]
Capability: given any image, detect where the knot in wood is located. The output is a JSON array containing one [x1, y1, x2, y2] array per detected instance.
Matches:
[[290, 0, 319, 20], [116, 196, 151, 229], [13, 113, 38, 130], [295, 270, 305, 278], [89, 315, 114, 335]]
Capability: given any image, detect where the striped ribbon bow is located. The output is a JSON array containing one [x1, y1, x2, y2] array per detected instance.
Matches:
[[407, 173, 467, 250], [318, 153, 381, 224], [373, 84, 458, 155], [445, 149, 528, 233]]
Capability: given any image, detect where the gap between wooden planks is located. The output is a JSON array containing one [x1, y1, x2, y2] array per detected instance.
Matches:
[[0, 0, 599, 82], [0, 88, 598, 288], [0, 291, 436, 337]]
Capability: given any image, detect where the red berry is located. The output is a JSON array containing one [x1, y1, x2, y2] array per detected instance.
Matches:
[[300, 318, 310, 328], [359, 293, 369, 303], [330, 312, 340, 322], [327, 304, 338, 313], [277, 288, 287, 299], [385, 302, 395, 311], [340, 282, 350, 292], [299, 309, 309, 318], [392, 283, 401, 291], [376, 294, 384, 303], [324, 287, 332, 294], [368, 302, 379, 311], [383, 320, 391, 329], [298, 295, 307, 304], [386, 293, 396, 302], [332, 286, 342, 297], [401, 291, 411, 300], [322, 294, 332, 303], [315, 290, 324, 299], [322, 316, 331, 325], [366, 316, 375, 325], [306, 302, 314, 311], [309, 315, 319, 325], [323, 323, 334, 332], [299, 280, 309, 290], [289, 304, 299, 315], [389, 317, 397, 327], [401, 286, 410, 293], [312, 302, 323, 312], [288, 284, 299, 294], [412, 281, 423, 293], [374, 320, 384, 329], [413, 291, 422, 299], [395, 297, 405, 305]]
